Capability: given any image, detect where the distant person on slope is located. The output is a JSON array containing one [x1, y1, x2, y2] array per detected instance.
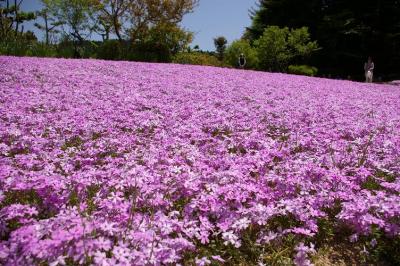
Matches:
[[364, 56, 374, 83], [238, 53, 246, 69]]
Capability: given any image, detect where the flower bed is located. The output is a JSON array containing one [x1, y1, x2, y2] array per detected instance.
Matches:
[[0, 56, 399, 265]]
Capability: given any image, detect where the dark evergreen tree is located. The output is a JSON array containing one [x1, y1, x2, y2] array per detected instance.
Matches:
[[214, 36, 227, 61], [246, 0, 400, 80]]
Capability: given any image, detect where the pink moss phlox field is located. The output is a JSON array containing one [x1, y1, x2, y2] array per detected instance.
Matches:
[[0, 56, 399, 265]]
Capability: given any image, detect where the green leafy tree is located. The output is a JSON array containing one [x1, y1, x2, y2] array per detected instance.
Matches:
[[44, 0, 100, 57], [128, 0, 198, 62], [254, 26, 290, 71], [214, 36, 227, 61], [224, 39, 258, 69], [0, 0, 35, 39], [92, 0, 197, 61], [133, 22, 193, 62], [287, 26, 319, 62], [92, 0, 131, 41], [44, 0, 99, 43], [93, 0, 198, 42], [254, 26, 318, 72], [34, 3, 63, 45], [93, 13, 112, 41]]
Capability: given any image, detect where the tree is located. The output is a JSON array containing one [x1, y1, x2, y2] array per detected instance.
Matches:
[[34, 4, 62, 45], [129, 0, 198, 42], [133, 22, 193, 62], [127, 0, 198, 61], [44, 0, 99, 43], [0, 0, 35, 39], [246, 0, 400, 80], [245, 0, 322, 42], [254, 26, 290, 71], [93, 0, 198, 42], [287, 26, 319, 63], [43, 0, 100, 58], [92, 0, 131, 41], [254, 26, 318, 72], [214, 36, 227, 61], [93, 13, 112, 41], [224, 39, 258, 69]]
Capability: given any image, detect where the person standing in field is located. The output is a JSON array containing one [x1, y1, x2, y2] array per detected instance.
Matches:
[[364, 56, 374, 83], [238, 53, 246, 69]]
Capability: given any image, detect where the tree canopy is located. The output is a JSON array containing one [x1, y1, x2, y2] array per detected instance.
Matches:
[[0, 0, 35, 39], [246, 0, 400, 80], [213, 36, 227, 61]]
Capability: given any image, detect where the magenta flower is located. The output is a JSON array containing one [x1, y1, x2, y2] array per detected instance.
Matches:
[[0, 56, 399, 265]]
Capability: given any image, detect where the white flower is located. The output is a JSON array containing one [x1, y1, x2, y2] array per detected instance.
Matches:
[[222, 231, 241, 248], [232, 217, 251, 230]]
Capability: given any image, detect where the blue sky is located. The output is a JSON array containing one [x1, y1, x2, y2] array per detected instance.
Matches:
[[21, 0, 258, 51]]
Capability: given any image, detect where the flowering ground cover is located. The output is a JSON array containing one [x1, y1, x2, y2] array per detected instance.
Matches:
[[0, 56, 399, 265]]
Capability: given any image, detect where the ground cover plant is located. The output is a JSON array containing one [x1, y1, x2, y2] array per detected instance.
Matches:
[[0, 56, 399, 265]]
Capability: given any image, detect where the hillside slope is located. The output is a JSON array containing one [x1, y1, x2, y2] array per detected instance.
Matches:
[[1, 57, 399, 265]]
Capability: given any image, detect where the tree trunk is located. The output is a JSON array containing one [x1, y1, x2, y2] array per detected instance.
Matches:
[[113, 15, 122, 41], [14, 0, 18, 36], [45, 14, 49, 45]]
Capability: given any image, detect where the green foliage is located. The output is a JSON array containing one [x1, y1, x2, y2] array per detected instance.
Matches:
[[0, 38, 25, 56], [370, 234, 400, 265], [96, 40, 122, 60], [0, 0, 197, 64], [55, 37, 99, 58], [1, 190, 43, 208], [254, 26, 318, 72], [288, 65, 318, 77], [213, 36, 227, 61], [287, 27, 319, 60], [26, 43, 57, 57], [224, 39, 258, 69], [43, 0, 98, 42], [172, 52, 224, 67], [0, 31, 41, 56], [132, 23, 193, 62], [361, 176, 383, 191], [254, 26, 290, 71], [35, 5, 63, 45], [61, 135, 83, 151], [0, 0, 36, 39], [246, 0, 400, 80], [182, 231, 296, 265]]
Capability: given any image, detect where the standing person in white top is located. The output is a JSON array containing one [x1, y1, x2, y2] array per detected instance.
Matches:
[[238, 53, 246, 69], [364, 56, 374, 83]]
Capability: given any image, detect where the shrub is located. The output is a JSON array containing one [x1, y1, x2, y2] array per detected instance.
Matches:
[[288, 65, 318, 76], [224, 39, 258, 69], [96, 40, 123, 60], [0, 39, 27, 56], [56, 40, 98, 59], [26, 43, 57, 58], [254, 26, 319, 72], [173, 52, 224, 67], [0, 31, 38, 56]]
